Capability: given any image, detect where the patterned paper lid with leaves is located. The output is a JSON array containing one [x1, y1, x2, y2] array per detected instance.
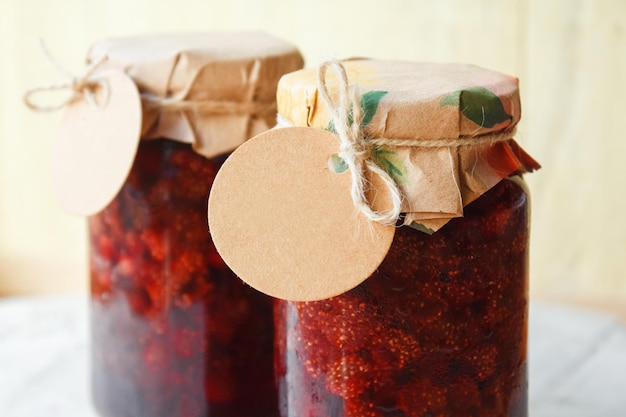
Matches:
[[277, 59, 540, 232]]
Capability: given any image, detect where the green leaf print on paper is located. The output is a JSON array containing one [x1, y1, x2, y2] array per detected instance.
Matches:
[[326, 91, 390, 177], [360, 90, 388, 127], [408, 222, 435, 235], [440, 86, 512, 128], [373, 147, 408, 186], [325, 90, 388, 132], [328, 153, 349, 174]]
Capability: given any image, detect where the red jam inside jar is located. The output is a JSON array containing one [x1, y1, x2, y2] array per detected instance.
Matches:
[[274, 177, 529, 417], [89, 139, 278, 417]]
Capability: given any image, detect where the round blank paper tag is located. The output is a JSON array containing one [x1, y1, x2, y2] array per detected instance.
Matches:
[[208, 126, 396, 301], [52, 69, 142, 216]]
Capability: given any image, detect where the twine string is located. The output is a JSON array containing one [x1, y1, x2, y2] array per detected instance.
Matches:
[[317, 60, 403, 226], [142, 93, 276, 116], [368, 129, 516, 148], [23, 40, 110, 112]]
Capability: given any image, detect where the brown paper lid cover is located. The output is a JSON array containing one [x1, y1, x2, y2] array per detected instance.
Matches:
[[89, 31, 304, 158], [278, 59, 520, 139], [277, 59, 539, 231]]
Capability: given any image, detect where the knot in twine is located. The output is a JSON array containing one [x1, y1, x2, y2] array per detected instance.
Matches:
[[317, 60, 403, 226], [23, 40, 109, 112]]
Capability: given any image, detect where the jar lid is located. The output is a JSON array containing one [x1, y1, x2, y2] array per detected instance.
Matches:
[[90, 31, 304, 157], [276, 59, 538, 232], [278, 59, 520, 140]]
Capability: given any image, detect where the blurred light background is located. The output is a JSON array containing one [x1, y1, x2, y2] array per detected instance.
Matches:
[[1, 0, 625, 314]]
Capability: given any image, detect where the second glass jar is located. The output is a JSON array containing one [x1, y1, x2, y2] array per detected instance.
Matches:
[[90, 140, 277, 417], [84, 32, 304, 417]]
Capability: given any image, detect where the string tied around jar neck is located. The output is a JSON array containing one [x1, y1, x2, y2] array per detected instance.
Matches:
[[141, 92, 277, 117]]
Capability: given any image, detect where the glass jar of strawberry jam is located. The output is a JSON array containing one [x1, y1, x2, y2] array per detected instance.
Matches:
[[271, 60, 540, 417], [82, 33, 303, 417]]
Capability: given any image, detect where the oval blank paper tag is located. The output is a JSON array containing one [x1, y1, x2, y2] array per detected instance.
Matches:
[[208, 127, 396, 301], [52, 69, 142, 216]]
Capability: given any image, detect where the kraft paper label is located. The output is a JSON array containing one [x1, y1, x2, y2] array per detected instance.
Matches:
[[52, 69, 142, 215], [208, 127, 396, 301]]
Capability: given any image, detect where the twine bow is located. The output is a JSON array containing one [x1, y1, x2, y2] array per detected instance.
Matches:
[[317, 60, 403, 226], [23, 40, 109, 112]]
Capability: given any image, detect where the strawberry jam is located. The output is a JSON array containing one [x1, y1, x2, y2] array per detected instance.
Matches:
[[275, 177, 529, 417], [89, 139, 278, 417]]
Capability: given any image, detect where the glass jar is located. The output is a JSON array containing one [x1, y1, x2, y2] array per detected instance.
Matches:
[[269, 60, 540, 417], [275, 177, 529, 417], [83, 33, 303, 417]]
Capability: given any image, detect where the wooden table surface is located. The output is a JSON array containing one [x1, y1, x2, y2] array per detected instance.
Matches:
[[0, 296, 624, 417]]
